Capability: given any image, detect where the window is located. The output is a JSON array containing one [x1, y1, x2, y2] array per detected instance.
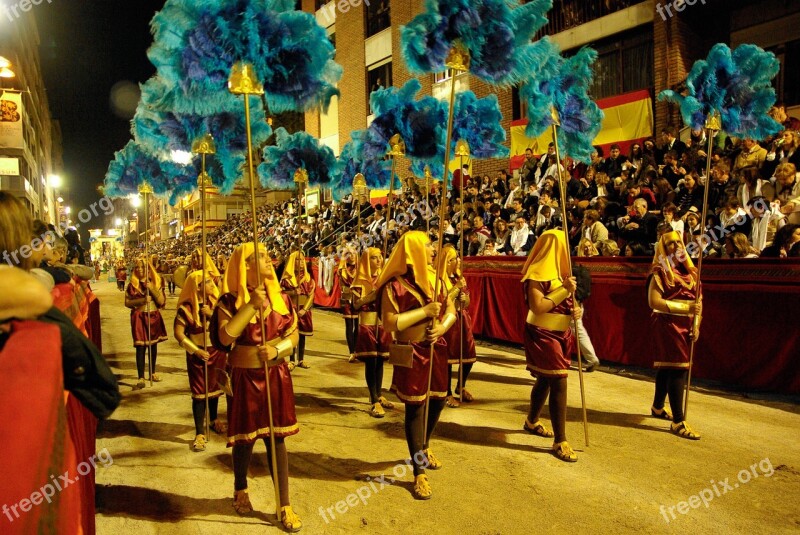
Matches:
[[584, 27, 653, 100], [768, 38, 800, 106], [367, 61, 393, 112], [512, 86, 528, 121], [365, 0, 390, 38]]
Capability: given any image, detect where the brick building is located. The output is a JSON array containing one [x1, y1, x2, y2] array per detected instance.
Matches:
[[302, 0, 800, 180]]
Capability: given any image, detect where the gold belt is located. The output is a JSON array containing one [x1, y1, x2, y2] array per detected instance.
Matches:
[[136, 302, 158, 313], [188, 332, 209, 348], [297, 295, 310, 307], [359, 311, 378, 325], [229, 346, 262, 369], [395, 322, 428, 343], [526, 310, 571, 332]]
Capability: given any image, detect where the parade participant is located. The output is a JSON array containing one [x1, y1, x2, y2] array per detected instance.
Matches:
[[338, 246, 359, 362], [173, 271, 227, 452], [437, 245, 477, 408], [125, 257, 167, 390], [191, 247, 222, 286], [115, 261, 127, 292], [281, 250, 315, 371], [212, 242, 301, 530], [648, 231, 703, 440], [521, 230, 582, 462], [377, 231, 456, 499], [352, 247, 393, 418]]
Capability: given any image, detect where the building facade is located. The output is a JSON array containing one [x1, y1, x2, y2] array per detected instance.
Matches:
[[304, 0, 800, 180], [0, 11, 62, 224]]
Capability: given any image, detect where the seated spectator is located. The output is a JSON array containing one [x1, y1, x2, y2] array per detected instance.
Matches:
[[661, 150, 687, 188], [774, 163, 800, 224], [707, 161, 739, 214], [661, 202, 684, 238], [748, 196, 786, 253], [737, 167, 775, 206], [651, 177, 675, 208], [626, 181, 658, 210], [492, 219, 512, 254], [760, 224, 800, 258], [719, 198, 751, 238], [576, 238, 599, 257], [733, 138, 768, 176], [674, 172, 704, 217], [581, 209, 608, 249], [624, 243, 648, 257], [724, 232, 759, 259], [598, 239, 620, 257], [481, 239, 501, 256], [510, 216, 535, 256], [599, 143, 629, 179], [620, 198, 658, 251]]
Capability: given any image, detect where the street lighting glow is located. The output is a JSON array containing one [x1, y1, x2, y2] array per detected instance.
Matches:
[[130, 195, 142, 208], [115, 218, 123, 226], [57, 196, 63, 203], [0, 67, 15, 79], [48, 174, 62, 188], [0, 56, 10, 69], [64, 206, 71, 215]]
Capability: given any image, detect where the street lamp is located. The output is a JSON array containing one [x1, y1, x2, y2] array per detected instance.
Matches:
[[48, 174, 62, 188], [64, 206, 71, 215], [130, 195, 142, 208]]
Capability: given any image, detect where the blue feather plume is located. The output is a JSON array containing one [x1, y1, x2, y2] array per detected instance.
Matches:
[[521, 40, 604, 164], [104, 141, 197, 206], [258, 127, 341, 190], [330, 130, 393, 201], [401, 0, 553, 86], [148, 0, 342, 114], [658, 43, 782, 139]]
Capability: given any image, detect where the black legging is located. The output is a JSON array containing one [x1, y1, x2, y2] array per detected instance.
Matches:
[[653, 368, 688, 423], [344, 318, 359, 354], [446, 363, 474, 396], [404, 399, 446, 476], [168, 278, 176, 294], [233, 437, 290, 507], [192, 397, 220, 435], [527, 376, 568, 443], [364, 358, 385, 404], [135, 345, 159, 379], [291, 335, 306, 363]]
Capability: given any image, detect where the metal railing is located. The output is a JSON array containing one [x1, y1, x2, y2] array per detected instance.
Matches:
[[534, 0, 642, 38]]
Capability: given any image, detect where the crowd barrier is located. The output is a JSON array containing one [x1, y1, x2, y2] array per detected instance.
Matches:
[[312, 257, 800, 395]]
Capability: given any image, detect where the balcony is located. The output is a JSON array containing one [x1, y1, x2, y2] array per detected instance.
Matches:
[[533, 0, 644, 38]]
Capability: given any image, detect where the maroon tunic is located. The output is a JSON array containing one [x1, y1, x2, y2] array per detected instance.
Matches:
[[443, 279, 477, 365], [650, 272, 698, 369], [216, 292, 299, 446], [523, 280, 575, 378], [353, 281, 391, 360], [175, 305, 226, 399], [127, 283, 168, 347], [339, 266, 358, 319], [385, 274, 449, 405], [281, 278, 314, 336]]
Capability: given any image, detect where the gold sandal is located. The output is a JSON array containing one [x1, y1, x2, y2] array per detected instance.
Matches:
[[651, 406, 672, 420], [424, 448, 442, 470], [210, 420, 227, 434], [413, 474, 432, 500], [446, 395, 460, 408], [378, 396, 394, 409], [369, 402, 385, 418], [671, 421, 701, 440], [552, 441, 578, 463], [232, 489, 252, 514], [523, 419, 554, 438], [280, 505, 302, 532], [191, 434, 206, 452]]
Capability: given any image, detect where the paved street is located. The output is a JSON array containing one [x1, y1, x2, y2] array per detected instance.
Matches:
[[92, 279, 799, 534]]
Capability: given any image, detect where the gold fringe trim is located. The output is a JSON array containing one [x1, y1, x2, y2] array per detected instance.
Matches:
[[654, 361, 691, 369], [226, 423, 300, 445], [526, 364, 569, 377], [191, 389, 224, 400], [390, 384, 448, 402]]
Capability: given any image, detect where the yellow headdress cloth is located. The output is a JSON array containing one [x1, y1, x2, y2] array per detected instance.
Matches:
[[650, 230, 697, 290], [521, 230, 571, 283], [436, 244, 459, 293], [192, 248, 221, 279], [282, 250, 310, 288], [375, 231, 434, 298], [223, 242, 289, 315], [130, 256, 162, 293], [177, 270, 220, 326], [354, 247, 383, 294]]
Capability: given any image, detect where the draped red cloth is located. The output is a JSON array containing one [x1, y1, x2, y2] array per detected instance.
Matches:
[[462, 257, 800, 395], [0, 321, 82, 534], [310, 255, 800, 393], [310, 259, 342, 308]]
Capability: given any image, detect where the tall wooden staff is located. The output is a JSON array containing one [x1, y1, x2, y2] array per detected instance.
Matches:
[[192, 132, 216, 441], [294, 168, 309, 252], [383, 134, 405, 262], [139, 182, 154, 387], [353, 173, 368, 253], [549, 107, 590, 447], [424, 43, 469, 445], [228, 61, 281, 511], [454, 139, 470, 403], [684, 111, 720, 419]]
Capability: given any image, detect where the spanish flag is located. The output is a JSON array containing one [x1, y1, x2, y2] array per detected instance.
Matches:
[[511, 89, 653, 169]]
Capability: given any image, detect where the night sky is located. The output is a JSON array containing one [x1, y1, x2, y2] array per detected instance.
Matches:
[[35, 0, 165, 232]]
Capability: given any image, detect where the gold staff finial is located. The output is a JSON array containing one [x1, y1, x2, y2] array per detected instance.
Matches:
[[138, 182, 153, 195], [445, 41, 471, 73], [191, 133, 217, 155], [294, 168, 309, 185], [197, 172, 213, 189], [352, 172, 368, 202], [388, 133, 406, 157], [228, 62, 265, 96], [550, 106, 562, 127], [705, 110, 722, 132], [455, 139, 470, 157]]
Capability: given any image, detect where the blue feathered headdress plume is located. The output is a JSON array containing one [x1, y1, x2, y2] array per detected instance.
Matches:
[[401, 0, 553, 86], [331, 130, 392, 200], [658, 43, 782, 139], [522, 40, 604, 164], [452, 91, 509, 160], [133, 87, 272, 194], [258, 128, 341, 190], [104, 141, 197, 206], [148, 0, 342, 114]]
